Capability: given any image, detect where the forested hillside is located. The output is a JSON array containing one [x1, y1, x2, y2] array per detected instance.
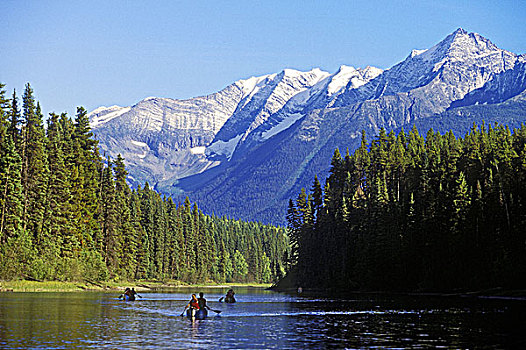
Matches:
[[0, 83, 288, 283], [287, 124, 526, 291]]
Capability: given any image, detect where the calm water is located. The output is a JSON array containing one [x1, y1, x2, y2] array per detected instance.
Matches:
[[0, 287, 525, 349]]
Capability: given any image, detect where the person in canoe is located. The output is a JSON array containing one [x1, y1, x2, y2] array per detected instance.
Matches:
[[118, 287, 131, 301], [182, 294, 201, 317], [197, 292, 211, 312], [118, 287, 142, 301], [219, 289, 236, 303], [128, 288, 142, 301]]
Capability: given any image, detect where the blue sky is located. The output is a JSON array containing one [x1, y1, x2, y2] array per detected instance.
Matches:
[[3, 0, 526, 117]]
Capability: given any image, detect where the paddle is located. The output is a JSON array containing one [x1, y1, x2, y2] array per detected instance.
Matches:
[[209, 308, 221, 314]]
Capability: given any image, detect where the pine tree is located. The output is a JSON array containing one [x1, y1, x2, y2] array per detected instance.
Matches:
[[100, 158, 119, 273], [112, 154, 136, 278], [7, 90, 21, 150], [0, 132, 32, 279], [233, 249, 248, 281], [71, 106, 103, 251], [152, 196, 167, 278], [0, 134, 23, 245], [0, 83, 9, 145], [286, 199, 300, 268], [21, 84, 48, 244], [182, 197, 197, 281], [132, 188, 150, 279], [43, 113, 78, 279]]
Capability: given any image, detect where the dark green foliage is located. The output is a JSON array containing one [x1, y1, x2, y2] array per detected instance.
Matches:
[[0, 83, 288, 283], [21, 84, 49, 248], [0, 134, 24, 245], [7, 89, 21, 150], [289, 124, 526, 291]]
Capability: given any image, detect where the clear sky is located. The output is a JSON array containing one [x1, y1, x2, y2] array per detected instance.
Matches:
[[3, 0, 526, 118]]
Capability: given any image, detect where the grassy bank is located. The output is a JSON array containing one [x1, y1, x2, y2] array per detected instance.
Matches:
[[0, 280, 271, 292]]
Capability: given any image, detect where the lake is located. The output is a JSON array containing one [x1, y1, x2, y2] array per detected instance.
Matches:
[[0, 287, 525, 349]]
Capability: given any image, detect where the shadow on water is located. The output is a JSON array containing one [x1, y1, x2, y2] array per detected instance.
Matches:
[[0, 289, 525, 349]]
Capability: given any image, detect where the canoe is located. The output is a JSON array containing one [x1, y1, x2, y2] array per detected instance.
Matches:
[[186, 309, 208, 319], [219, 297, 236, 303]]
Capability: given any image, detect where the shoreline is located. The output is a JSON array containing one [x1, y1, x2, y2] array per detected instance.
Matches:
[[4, 280, 524, 301], [0, 280, 271, 293], [270, 286, 526, 301]]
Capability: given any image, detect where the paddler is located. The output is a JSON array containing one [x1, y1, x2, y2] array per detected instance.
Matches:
[[182, 294, 200, 317]]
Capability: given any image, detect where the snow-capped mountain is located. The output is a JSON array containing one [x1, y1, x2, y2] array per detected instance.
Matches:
[[89, 28, 526, 224], [328, 28, 518, 125], [90, 68, 333, 189]]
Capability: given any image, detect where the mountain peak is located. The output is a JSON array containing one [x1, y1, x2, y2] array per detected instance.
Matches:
[[361, 66, 384, 79], [410, 28, 506, 65], [280, 67, 330, 79], [336, 65, 357, 74], [453, 27, 468, 36]]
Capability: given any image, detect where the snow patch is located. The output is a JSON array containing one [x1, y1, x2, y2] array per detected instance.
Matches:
[[411, 49, 428, 58], [362, 66, 383, 80], [190, 146, 206, 155], [327, 66, 357, 95], [206, 134, 243, 160], [283, 68, 302, 76], [350, 131, 361, 139], [131, 140, 148, 147], [90, 106, 131, 128], [261, 113, 304, 140], [326, 65, 383, 96], [236, 74, 276, 100], [284, 67, 329, 80], [235, 68, 329, 108], [89, 106, 112, 115]]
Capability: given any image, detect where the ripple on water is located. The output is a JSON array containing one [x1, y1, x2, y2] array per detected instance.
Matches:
[[0, 291, 524, 349]]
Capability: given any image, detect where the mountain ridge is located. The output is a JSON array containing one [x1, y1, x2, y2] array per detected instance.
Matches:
[[89, 28, 526, 224]]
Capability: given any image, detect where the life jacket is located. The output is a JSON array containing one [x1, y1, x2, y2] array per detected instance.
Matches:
[[190, 299, 200, 309]]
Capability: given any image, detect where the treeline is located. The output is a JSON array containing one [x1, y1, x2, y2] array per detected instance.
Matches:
[[288, 124, 526, 291], [0, 83, 288, 283]]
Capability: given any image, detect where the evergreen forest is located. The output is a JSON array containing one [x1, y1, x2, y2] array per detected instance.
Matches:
[[287, 125, 526, 292], [0, 83, 289, 283]]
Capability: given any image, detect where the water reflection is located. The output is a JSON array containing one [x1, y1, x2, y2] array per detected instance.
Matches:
[[0, 289, 525, 349]]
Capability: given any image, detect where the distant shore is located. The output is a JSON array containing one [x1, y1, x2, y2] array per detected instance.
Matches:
[[270, 285, 526, 301], [0, 280, 271, 293]]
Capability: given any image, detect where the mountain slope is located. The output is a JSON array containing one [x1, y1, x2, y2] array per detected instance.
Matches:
[[89, 68, 330, 189]]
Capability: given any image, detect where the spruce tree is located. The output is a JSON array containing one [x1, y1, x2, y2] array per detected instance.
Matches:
[[0, 133, 31, 279], [0, 134, 23, 245], [7, 90, 21, 150], [44, 113, 77, 279], [101, 158, 118, 272], [0, 83, 9, 145], [21, 84, 48, 243]]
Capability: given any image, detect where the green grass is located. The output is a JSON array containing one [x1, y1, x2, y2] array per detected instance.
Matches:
[[0, 279, 271, 292], [0, 280, 90, 292]]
